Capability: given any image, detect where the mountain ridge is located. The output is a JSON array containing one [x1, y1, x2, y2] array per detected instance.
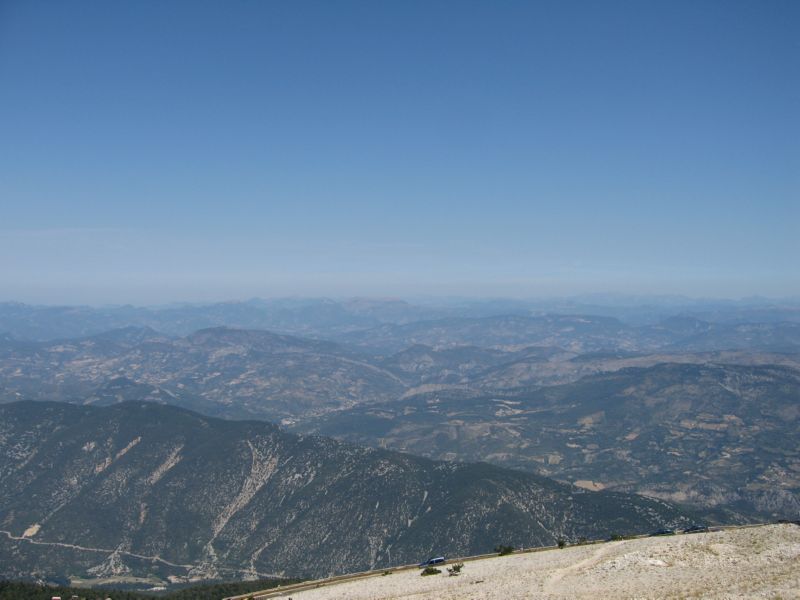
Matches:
[[0, 400, 698, 587]]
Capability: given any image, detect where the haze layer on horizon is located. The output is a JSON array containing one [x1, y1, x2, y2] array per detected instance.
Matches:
[[1, 1, 798, 305]]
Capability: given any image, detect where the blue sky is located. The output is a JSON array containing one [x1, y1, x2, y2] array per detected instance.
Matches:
[[1, 0, 798, 304]]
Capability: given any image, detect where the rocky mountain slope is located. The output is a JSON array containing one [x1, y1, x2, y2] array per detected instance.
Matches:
[[0, 401, 695, 588]]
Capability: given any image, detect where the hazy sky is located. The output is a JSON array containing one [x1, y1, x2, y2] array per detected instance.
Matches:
[[1, 0, 798, 304]]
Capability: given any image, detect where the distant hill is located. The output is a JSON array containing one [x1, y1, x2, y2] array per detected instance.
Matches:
[[0, 401, 696, 587], [336, 314, 636, 353], [3, 323, 797, 424], [296, 362, 800, 520], [0, 327, 405, 421]]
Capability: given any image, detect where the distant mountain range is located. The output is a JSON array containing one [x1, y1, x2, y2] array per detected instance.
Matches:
[[0, 401, 695, 588], [2, 298, 799, 346]]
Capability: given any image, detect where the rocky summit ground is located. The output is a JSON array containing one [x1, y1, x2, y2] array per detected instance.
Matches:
[[264, 524, 800, 600]]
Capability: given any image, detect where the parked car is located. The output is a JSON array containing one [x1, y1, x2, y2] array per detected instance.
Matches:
[[683, 524, 710, 534], [418, 556, 446, 567], [649, 528, 675, 536]]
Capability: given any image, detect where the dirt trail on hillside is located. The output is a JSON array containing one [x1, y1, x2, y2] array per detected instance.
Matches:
[[541, 541, 621, 595]]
